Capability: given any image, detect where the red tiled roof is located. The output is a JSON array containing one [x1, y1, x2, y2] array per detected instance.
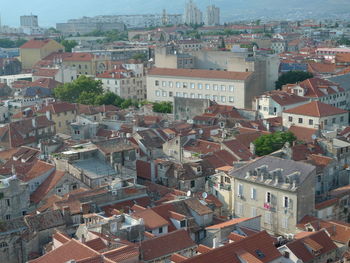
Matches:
[[288, 126, 318, 143], [315, 198, 338, 210], [264, 90, 308, 106], [30, 170, 65, 203], [140, 229, 196, 261], [184, 139, 221, 155], [223, 139, 253, 161], [136, 160, 152, 180], [21, 39, 52, 49], [37, 102, 76, 114], [181, 231, 280, 263], [33, 68, 59, 77], [29, 239, 100, 263], [148, 68, 252, 81], [206, 217, 259, 230], [284, 101, 347, 117], [21, 160, 54, 181], [286, 230, 337, 262], [133, 208, 169, 230]]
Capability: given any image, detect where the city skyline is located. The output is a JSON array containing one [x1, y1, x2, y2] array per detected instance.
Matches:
[[3, 0, 350, 28]]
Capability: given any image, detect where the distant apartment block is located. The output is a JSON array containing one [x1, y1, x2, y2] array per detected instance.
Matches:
[[20, 15, 38, 27], [205, 5, 220, 26], [184, 0, 203, 25]]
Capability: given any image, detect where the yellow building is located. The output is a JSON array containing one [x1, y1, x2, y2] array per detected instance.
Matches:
[[20, 39, 65, 70], [38, 102, 77, 135]]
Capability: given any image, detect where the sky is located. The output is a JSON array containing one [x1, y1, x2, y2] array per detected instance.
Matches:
[[2, 0, 350, 28], [1, 0, 190, 27]]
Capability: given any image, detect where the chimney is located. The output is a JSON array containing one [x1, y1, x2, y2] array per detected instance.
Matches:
[[32, 118, 37, 128], [62, 206, 70, 216], [81, 202, 91, 214], [46, 110, 51, 121]]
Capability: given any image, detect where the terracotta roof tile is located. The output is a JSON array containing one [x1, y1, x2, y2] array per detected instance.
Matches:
[[140, 229, 196, 261], [133, 208, 169, 230], [181, 231, 280, 263], [21, 39, 53, 49], [206, 217, 259, 230], [30, 170, 65, 203], [284, 101, 347, 117], [288, 125, 318, 143]]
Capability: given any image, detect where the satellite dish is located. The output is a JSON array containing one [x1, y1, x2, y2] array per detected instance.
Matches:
[[202, 192, 208, 199], [311, 134, 317, 140], [199, 129, 203, 135], [186, 190, 192, 197]]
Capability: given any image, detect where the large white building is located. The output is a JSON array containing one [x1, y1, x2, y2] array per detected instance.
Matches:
[[147, 68, 253, 108], [205, 5, 220, 26], [184, 0, 203, 25]]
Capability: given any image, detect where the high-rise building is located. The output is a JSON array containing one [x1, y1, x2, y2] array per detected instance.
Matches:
[[205, 5, 220, 26], [20, 15, 38, 27], [184, 0, 203, 25]]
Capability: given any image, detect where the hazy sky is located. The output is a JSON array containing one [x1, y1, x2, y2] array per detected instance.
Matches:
[[1, 0, 191, 27], [2, 0, 350, 27]]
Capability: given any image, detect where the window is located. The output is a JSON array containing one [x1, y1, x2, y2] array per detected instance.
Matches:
[[162, 91, 167, 97], [288, 116, 293, 122], [155, 90, 160, 97], [341, 116, 344, 122], [283, 196, 289, 208], [229, 96, 234, 102], [169, 81, 173, 87], [5, 214, 10, 220], [213, 95, 218, 101], [266, 192, 271, 203], [176, 92, 181, 97], [198, 94, 203, 99], [236, 202, 243, 215], [187, 180, 195, 189], [198, 83, 203, 89], [183, 92, 188, 98], [190, 93, 195, 98], [298, 118, 303, 124], [251, 207, 257, 217], [251, 188, 257, 200], [264, 211, 271, 224], [183, 82, 187, 88], [281, 217, 288, 229], [159, 227, 163, 233], [5, 199, 10, 207], [155, 80, 159, 86], [332, 118, 336, 124], [309, 119, 313, 125], [180, 220, 186, 228], [229, 85, 234, 92], [238, 184, 243, 197], [205, 84, 210, 90], [324, 119, 328, 125], [162, 81, 166, 87], [221, 85, 226, 91], [221, 96, 226, 102], [213, 84, 218, 91], [190, 83, 195, 89], [169, 92, 173, 97], [176, 82, 181, 88]]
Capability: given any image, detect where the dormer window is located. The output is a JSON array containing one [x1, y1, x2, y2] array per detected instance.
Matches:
[[180, 220, 186, 228]]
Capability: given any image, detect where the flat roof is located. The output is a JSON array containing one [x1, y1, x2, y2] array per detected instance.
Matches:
[[73, 158, 117, 179]]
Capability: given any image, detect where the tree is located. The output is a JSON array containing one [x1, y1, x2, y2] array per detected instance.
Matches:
[[94, 92, 119, 106], [61, 40, 78, 52], [54, 75, 103, 103], [275, 71, 313, 90], [253, 131, 296, 156], [0, 38, 27, 48], [132, 53, 147, 62], [153, 102, 172, 113], [219, 37, 226, 49]]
